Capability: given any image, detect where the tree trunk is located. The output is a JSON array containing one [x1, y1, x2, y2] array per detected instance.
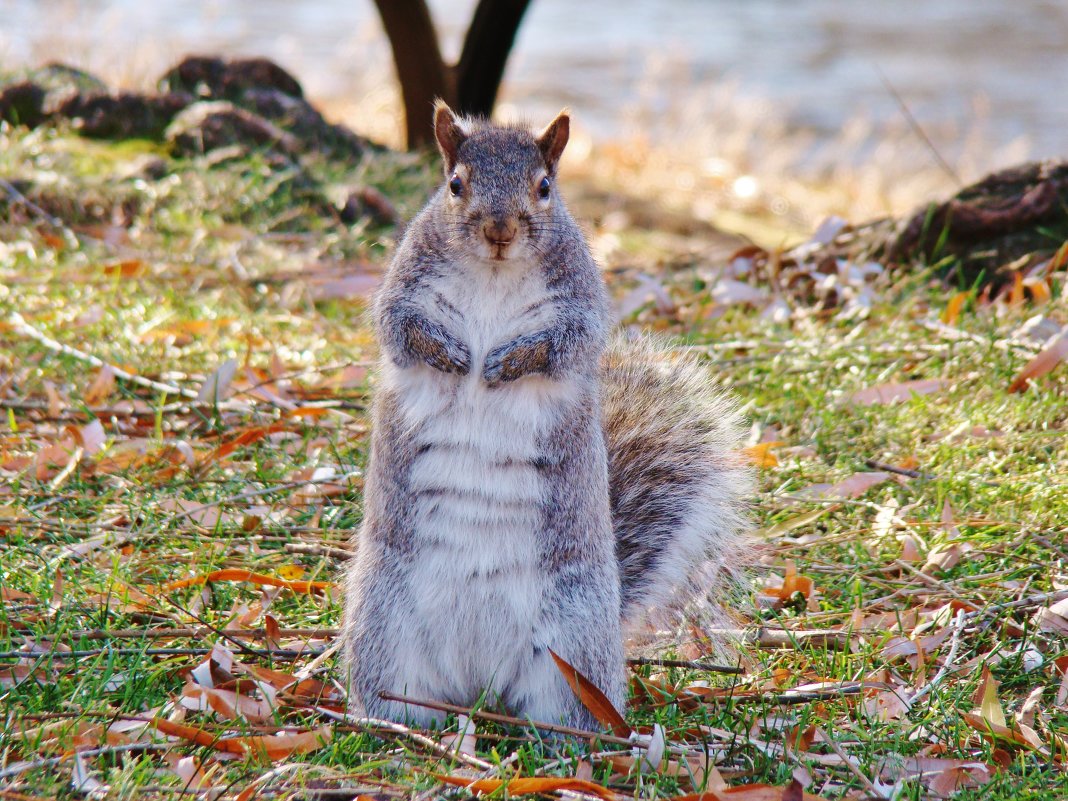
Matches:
[[455, 0, 532, 117], [372, 0, 451, 149], [373, 0, 532, 149]]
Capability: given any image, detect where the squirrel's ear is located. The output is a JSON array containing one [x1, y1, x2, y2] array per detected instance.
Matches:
[[536, 110, 570, 173], [433, 100, 465, 173]]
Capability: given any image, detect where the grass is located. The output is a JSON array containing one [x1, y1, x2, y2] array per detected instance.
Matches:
[[1, 120, 1067, 800]]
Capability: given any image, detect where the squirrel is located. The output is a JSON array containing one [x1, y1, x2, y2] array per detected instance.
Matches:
[[341, 102, 752, 732]]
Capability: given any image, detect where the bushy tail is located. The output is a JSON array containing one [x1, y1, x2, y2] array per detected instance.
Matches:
[[602, 335, 753, 629]]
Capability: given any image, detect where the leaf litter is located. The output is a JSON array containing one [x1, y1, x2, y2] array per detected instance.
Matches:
[[2, 118, 1068, 799]]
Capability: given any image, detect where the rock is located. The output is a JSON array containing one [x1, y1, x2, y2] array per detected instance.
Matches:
[[0, 81, 46, 127], [241, 88, 365, 157], [165, 100, 300, 157], [158, 56, 303, 100], [56, 91, 192, 139]]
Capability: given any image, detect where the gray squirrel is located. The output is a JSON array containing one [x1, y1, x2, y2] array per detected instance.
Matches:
[[341, 102, 752, 731]]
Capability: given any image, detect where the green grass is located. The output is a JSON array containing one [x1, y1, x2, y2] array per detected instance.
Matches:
[[1, 123, 1066, 799]]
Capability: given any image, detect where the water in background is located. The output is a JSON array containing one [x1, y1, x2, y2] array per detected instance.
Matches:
[[1, 0, 1064, 218]]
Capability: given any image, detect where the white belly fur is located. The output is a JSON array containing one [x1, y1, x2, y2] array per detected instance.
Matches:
[[379, 262, 575, 701]]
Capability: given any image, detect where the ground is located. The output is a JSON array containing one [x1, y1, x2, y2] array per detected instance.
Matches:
[[1, 118, 1067, 800]]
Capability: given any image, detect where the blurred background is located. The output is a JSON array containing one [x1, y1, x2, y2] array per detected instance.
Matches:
[[2, 0, 1064, 230]]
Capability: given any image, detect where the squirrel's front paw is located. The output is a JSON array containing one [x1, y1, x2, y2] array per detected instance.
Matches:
[[410, 322, 470, 375], [482, 335, 551, 386]]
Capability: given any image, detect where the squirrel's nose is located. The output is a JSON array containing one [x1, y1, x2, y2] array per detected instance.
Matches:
[[483, 217, 518, 246]]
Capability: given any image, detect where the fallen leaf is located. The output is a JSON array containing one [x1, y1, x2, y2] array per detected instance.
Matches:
[[202, 422, 288, 464], [197, 359, 238, 404], [84, 366, 116, 405], [72, 750, 108, 797], [797, 472, 890, 500], [759, 563, 816, 604], [743, 441, 784, 468], [160, 569, 333, 595], [880, 757, 992, 797], [549, 648, 631, 737], [712, 279, 768, 307], [1036, 597, 1068, 636], [102, 259, 147, 279], [863, 689, 912, 721], [940, 291, 968, 325], [850, 379, 946, 406], [1009, 330, 1068, 393], [150, 718, 331, 761], [433, 774, 616, 799], [75, 419, 107, 456], [668, 782, 829, 800]]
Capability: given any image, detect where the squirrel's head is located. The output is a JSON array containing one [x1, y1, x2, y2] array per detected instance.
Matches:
[[433, 101, 570, 264]]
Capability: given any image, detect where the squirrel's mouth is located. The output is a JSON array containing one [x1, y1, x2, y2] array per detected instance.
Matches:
[[486, 242, 514, 261]]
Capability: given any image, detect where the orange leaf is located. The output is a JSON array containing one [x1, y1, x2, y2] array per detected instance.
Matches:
[[1008, 331, 1068, 393], [549, 648, 631, 737], [433, 774, 616, 799], [160, 569, 332, 594], [286, 407, 332, 419], [760, 562, 816, 602], [203, 423, 289, 464], [150, 718, 332, 761], [941, 291, 968, 325], [1010, 271, 1026, 305], [743, 442, 783, 468], [103, 259, 147, 279], [1024, 276, 1051, 304], [1050, 240, 1068, 273], [149, 717, 246, 755]]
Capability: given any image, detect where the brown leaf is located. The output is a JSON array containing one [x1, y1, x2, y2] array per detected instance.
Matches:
[[196, 358, 238, 403], [850, 379, 946, 406], [797, 472, 890, 500], [202, 422, 289, 464], [1008, 330, 1068, 393], [84, 366, 116, 405], [1036, 597, 1068, 635], [960, 711, 1046, 753], [549, 648, 631, 737], [863, 689, 912, 721], [433, 774, 616, 799], [881, 757, 993, 796]]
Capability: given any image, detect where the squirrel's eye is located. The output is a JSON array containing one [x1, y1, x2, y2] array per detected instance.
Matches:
[[448, 174, 463, 196], [537, 176, 551, 199]]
